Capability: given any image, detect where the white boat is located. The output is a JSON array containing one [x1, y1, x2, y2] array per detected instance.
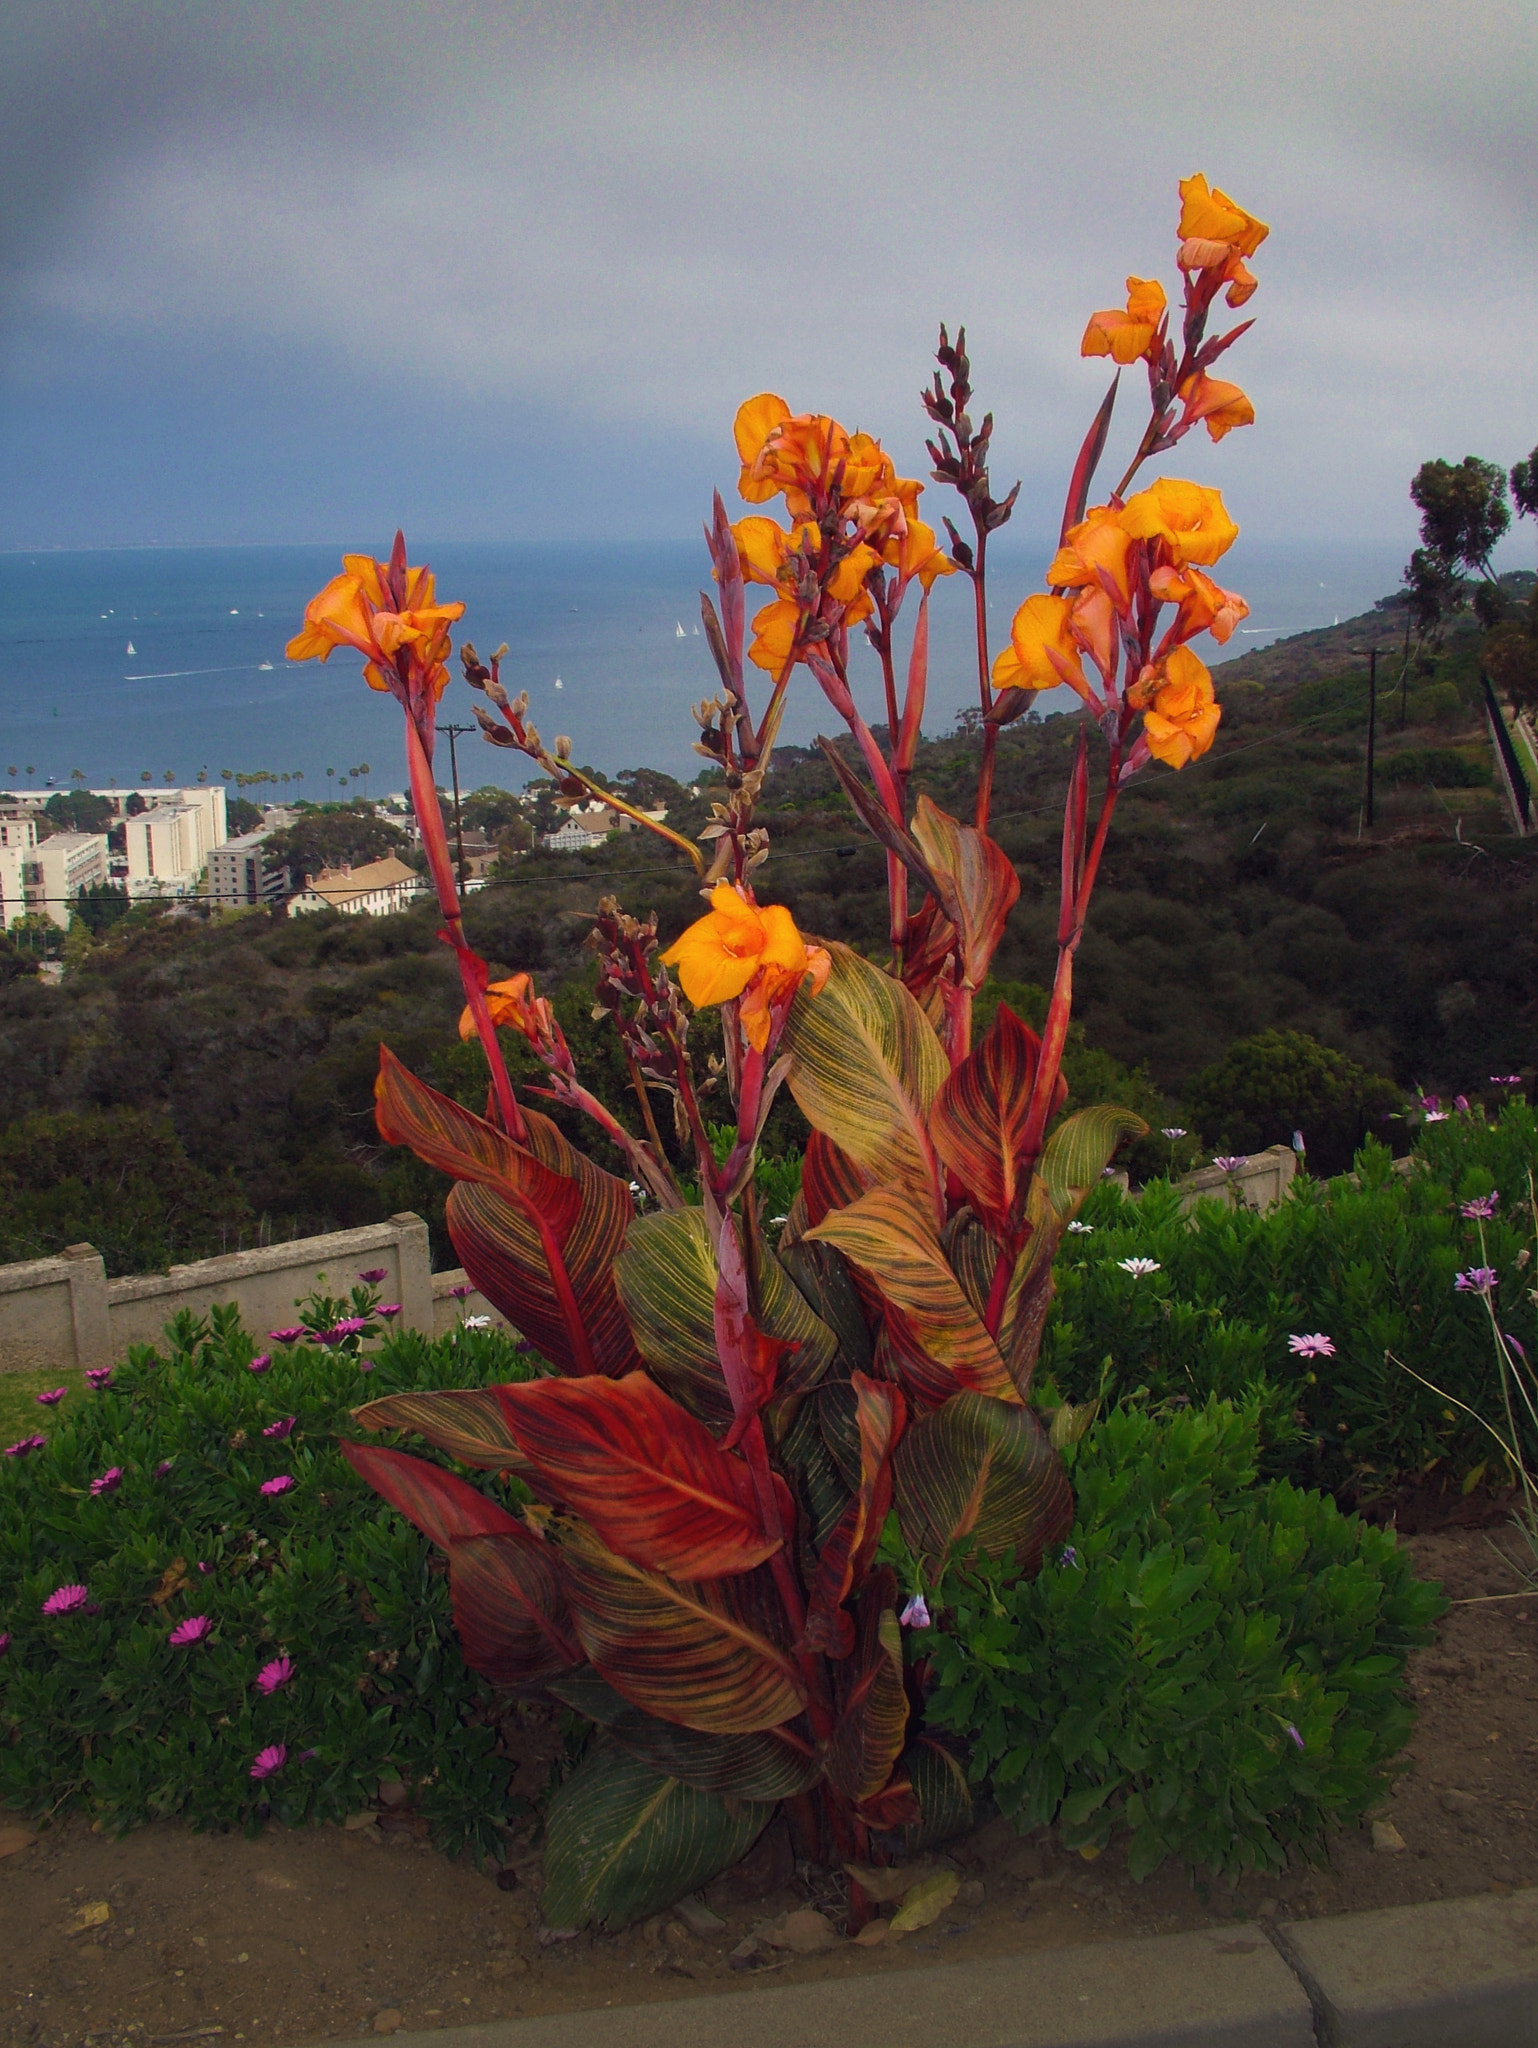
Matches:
[[126, 641, 135, 655], [258, 662, 274, 671], [675, 621, 687, 638], [554, 676, 564, 691]]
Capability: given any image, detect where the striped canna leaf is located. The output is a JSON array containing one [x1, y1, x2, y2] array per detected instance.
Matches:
[[351, 1386, 534, 1474], [892, 1390, 1072, 1569], [547, 1668, 821, 1800], [804, 1373, 905, 1658], [930, 1004, 1066, 1247], [541, 1741, 774, 1932], [782, 942, 948, 1216], [553, 1518, 804, 1735], [909, 795, 1021, 993]]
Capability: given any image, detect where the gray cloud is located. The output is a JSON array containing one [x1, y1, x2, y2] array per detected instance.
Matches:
[[4, 0, 1537, 548]]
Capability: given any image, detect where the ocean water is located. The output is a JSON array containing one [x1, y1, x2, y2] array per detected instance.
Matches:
[[0, 537, 1409, 793]]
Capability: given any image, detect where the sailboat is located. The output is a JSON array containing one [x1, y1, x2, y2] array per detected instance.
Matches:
[[554, 676, 564, 691], [675, 621, 687, 638], [258, 661, 274, 671], [126, 641, 135, 655]]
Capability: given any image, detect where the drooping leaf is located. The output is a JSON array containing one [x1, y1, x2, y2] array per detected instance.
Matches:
[[783, 943, 947, 1211], [780, 1237, 872, 1373], [541, 1741, 773, 1931], [930, 1005, 1066, 1245], [892, 1391, 1072, 1569], [815, 738, 935, 893], [777, 1395, 852, 1553], [494, 1373, 784, 1581], [909, 796, 1020, 992], [804, 1374, 904, 1658], [339, 1439, 524, 1550], [442, 1103, 641, 1378], [1038, 1104, 1148, 1216], [352, 1387, 534, 1474], [897, 892, 959, 1026], [374, 1047, 581, 1233], [547, 1669, 821, 1800], [825, 1571, 909, 1805], [554, 1519, 804, 1735], [447, 1530, 578, 1688], [807, 1187, 1018, 1401], [899, 1735, 975, 1853], [614, 1209, 836, 1432], [889, 1869, 961, 1932]]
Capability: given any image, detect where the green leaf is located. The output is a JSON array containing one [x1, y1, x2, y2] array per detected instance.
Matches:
[[893, 1391, 1073, 1568], [900, 1735, 975, 1853], [540, 1741, 773, 1930], [613, 1209, 836, 1431], [546, 1669, 821, 1800], [783, 943, 948, 1206], [1039, 1105, 1148, 1216]]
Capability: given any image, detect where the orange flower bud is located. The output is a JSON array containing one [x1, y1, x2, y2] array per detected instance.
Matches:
[[1080, 277, 1168, 365]]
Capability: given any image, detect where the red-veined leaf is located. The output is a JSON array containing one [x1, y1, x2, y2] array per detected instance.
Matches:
[[547, 1669, 821, 1800], [713, 1213, 793, 1447], [339, 1439, 523, 1548], [893, 1391, 1072, 1570], [447, 1531, 579, 1688], [899, 1735, 975, 1852], [909, 796, 1020, 992], [1060, 372, 1119, 542], [930, 1004, 1066, 1246], [806, 1186, 1019, 1401], [799, 1129, 871, 1232], [352, 1387, 534, 1474], [495, 1372, 784, 1581], [554, 1519, 804, 1735], [804, 1374, 904, 1659]]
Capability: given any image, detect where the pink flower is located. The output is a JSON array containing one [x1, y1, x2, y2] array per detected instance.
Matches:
[[0, 1632, 10, 1658], [154, 1459, 174, 1478], [250, 1744, 287, 1780], [1418, 1094, 1439, 1112], [268, 1327, 305, 1345], [247, 1354, 272, 1374], [1461, 1193, 1500, 1220], [377, 1303, 402, 1320], [42, 1584, 89, 1616], [256, 1655, 294, 1694], [322, 1317, 367, 1342], [1455, 1267, 1499, 1294], [260, 1475, 295, 1497], [85, 1368, 113, 1390], [196, 1560, 213, 1575], [1424, 1110, 1449, 1123], [262, 1416, 296, 1439], [1286, 1724, 1305, 1750], [36, 1388, 65, 1407], [1213, 1155, 1248, 1173], [1288, 1333, 1336, 1358], [899, 1593, 931, 1629], [1491, 1074, 1523, 1087], [89, 1466, 124, 1496], [358, 1268, 389, 1284], [1454, 1095, 1470, 1113], [169, 1615, 213, 1646], [5, 1436, 45, 1458]]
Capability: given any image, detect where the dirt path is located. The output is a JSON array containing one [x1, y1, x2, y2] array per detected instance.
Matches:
[[4, 1528, 1536, 2048]]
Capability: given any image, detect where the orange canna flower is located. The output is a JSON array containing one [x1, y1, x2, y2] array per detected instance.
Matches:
[[746, 598, 803, 676], [1176, 174, 1269, 261], [1133, 646, 1222, 768], [1081, 277, 1168, 365], [286, 550, 464, 708], [460, 973, 554, 1047], [991, 593, 1092, 700], [1047, 506, 1136, 612], [660, 885, 829, 1050], [885, 515, 956, 591], [1119, 478, 1239, 568], [732, 515, 818, 588], [1176, 372, 1255, 443], [1149, 563, 1250, 647]]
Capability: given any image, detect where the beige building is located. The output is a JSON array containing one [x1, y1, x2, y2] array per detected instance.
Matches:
[[26, 832, 109, 929], [0, 812, 35, 930], [288, 856, 422, 918], [122, 805, 207, 898], [209, 830, 289, 908]]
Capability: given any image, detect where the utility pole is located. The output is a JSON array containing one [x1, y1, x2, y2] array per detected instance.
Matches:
[[436, 722, 475, 892], [1364, 647, 1378, 829]]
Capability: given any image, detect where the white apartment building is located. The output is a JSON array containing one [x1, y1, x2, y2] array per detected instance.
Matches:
[[0, 813, 34, 931], [288, 857, 422, 918], [122, 805, 208, 898], [209, 830, 289, 908], [26, 832, 109, 929]]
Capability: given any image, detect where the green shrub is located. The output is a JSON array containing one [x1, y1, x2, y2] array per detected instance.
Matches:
[[0, 1307, 541, 1854], [921, 1398, 1445, 1880], [1041, 1106, 1538, 1493], [1184, 1028, 1400, 1178]]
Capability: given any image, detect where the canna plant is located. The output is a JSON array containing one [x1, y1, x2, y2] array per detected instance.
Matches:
[[285, 173, 1268, 1929]]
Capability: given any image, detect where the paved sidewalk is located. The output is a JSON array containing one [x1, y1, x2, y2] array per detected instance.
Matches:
[[336, 1887, 1538, 2048]]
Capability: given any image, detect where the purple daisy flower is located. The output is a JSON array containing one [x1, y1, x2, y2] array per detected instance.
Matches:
[[1491, 1074, 1523, 1087], [1288, 1333, 1336, 1358], [1213, 1155, 1248, 1173], [196, 1561, 213, 1575], [247, 1354, 272, 1374], [5, 1437, 41, 1458], [36, 1388, 65, 1407], [256, 1654, 294, 1695], [449, 1283, 473, 1300], [0, 1632, 10, 1658], [268, 1327, 305, 1345], [169, 1615, 213, 1647], [85, 1368, 113, 1390], [1455, 1267, 1499, 1294], [249, 1743, 287, 1781], [89, 1466, 124, 1497], [42, 1584, 89, 1616], [1461, 1193, 1500, 1220], [154, 1459, 174, 1478], [262, 1416, 296, 1439], [259, 1475, 295, 1497], [358, 1268, 389, 1284], [376, 1303, 402, 1320]]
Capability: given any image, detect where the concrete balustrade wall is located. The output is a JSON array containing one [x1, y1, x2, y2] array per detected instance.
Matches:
[[0, 1150, 1304, 1373], [0, 1214, 435, 1374]]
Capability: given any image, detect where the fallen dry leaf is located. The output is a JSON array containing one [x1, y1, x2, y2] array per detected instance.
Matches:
[[149, 1560, 190, 1608], [889, 1870, 960, 1933], [852, 1920, 889, 1947], [344, 1812, 379, 1831], [842, 1859, 943, 1904], [0, 1826, 37, 1860], [68, 1901, 112, 1934]]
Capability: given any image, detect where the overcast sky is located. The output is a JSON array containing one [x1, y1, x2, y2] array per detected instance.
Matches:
[[3, 0, 1536, 558]]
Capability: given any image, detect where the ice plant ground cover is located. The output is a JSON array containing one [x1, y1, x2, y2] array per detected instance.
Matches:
[[253, 172, 1464, 1930], [0, 1308, 543, 1853]]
